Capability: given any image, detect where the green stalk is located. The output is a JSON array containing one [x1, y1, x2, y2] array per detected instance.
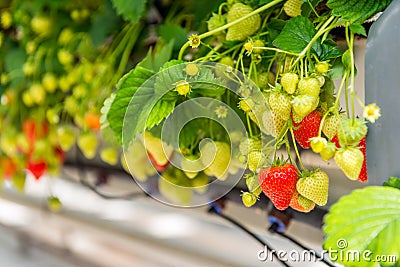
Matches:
[[178, 0, 285, 60]]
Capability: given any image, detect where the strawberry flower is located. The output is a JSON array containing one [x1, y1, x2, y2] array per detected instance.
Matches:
[[363, 103, 381, 123]]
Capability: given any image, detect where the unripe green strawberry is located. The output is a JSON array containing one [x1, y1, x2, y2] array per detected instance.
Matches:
[[143, 131, 173, 166], [289, 190, 315, 212], [242, 192, 257, 207], [320, 141, 336, 161], [262, 111, 286, 137], [77, 131, 98, 159], [245, 173, 262, 196], [158, 172, 193, 206], [100, 147, 118, 165], [122, 139, 156, 182], [248, 150, 263, 172], [207, 13, 225, 32], [268, 92, 292, 121], [216, 56, 235, 77], [46, 108, 60, 124], [297, 77, 321, 97], [252, 39, 265, 54], [283, 0, 303, 17], [181, 156, 203, 178], [297, 170, 329, 206], [31, 16, 52, 36], [322, 114, 341, 140], [238, 98, 255, 113], [42, 73, 58, 93], [29, 83, 46, 104], [226, 3, 261, 41], [200, 141, 231, 180], [192, 172, 209, 194], [1, 11, 12, 29], [310, 137, 327, 153], [58, 49, 73, 65], [58, 28, 74, 45], [47, 196, 62, 212], [281, 72, 298, 94], [291, 95, 316, 118], [334, 146, 363, 180], [258, 72, 275, 88], [57, 126, 75, 152], [239, 137, 261, 156], [316, 61, 329, 73], [337, 118, 367, 145]]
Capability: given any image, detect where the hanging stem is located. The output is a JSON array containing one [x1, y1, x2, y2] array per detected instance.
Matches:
[[178, 0, 285, 60]]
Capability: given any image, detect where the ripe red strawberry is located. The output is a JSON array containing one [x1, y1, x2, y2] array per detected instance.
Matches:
[[331, 135, 341, 148], [292, 110, 322, 149], [258, 163, 298, 210], [357, 137, 368, 182], [27, 160, 47, 180]]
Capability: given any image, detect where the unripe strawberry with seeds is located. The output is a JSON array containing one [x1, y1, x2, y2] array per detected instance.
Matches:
[[258, 72, 275, 88], [258, 163, 298, 210], [77, 131, 98, 160], [292, 110, 322, 149], [322, 114, 341, 140], [245, 173, 262, 196], [357, 137, 368, 182], [334, 146, 364, 180], [268, 91, 292, 121], [296, 170, 329, 206], [310, 137, 327, 153], [298, 77, 321, 97], [262, 111, 286, 137], [316, 61, 329, 74], [320, 141, 336, 161], [289, 190, 315, 212], [100, 147, 118, 165], [291, 94, 317, 118], [242, 192, 258, 207], [252, 39, 265, 55], [281, 72, 298, 94], [200, 141, 231, 180], [337, 118, 367, 145], [248, 150, 263, 172], [226, 3, 261, 41], [283, 0, 303, 17]]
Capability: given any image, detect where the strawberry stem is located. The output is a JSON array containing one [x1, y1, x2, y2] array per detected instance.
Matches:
[[289, 127, 305, 170]]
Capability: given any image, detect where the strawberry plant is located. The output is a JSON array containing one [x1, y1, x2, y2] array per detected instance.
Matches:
[[100, 0, 391, 210]]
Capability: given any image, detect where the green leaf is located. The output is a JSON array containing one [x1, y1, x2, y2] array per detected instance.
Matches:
[[107, 66, 155, 144], [273, 16, 321, 55], [327, 0, 393, 23], [138, 40, 175, 72], [146, 100, 176, 129], [383, 177, 400, 190], [90, 0, 122, 47], [189, 67, 226, 97], [350, 23, 367, 37], [267, 18, 286, 42], [157, 24, 188, 51], [324, 186, 400, 267], [111, 0, 147, 23]]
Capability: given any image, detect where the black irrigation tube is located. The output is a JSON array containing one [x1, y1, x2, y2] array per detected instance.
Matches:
[[208, 205, 291, 267]]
